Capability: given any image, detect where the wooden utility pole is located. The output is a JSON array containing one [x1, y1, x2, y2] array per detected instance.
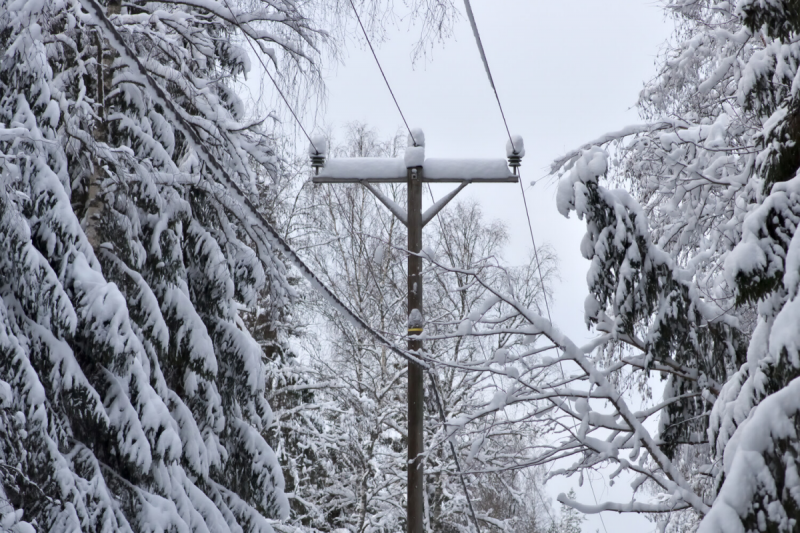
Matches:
[[311, 131, 521, 533], [406, 164, 424, 532]]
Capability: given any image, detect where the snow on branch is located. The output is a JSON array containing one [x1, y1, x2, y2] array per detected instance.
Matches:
[[417, 249, 712, 517], [80, 0, 427, 370]]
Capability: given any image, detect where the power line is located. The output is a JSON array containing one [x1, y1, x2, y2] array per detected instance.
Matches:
[[219, 0, 320, 154], [459, 0, 560, 330], [460, 2, 610, 532], [461, 0, 515, 152], [346, 0, 418, 146]]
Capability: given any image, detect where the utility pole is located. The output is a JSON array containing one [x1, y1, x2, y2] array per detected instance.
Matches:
[[311, 130, 522, 533], [406, 163, 425, 531]]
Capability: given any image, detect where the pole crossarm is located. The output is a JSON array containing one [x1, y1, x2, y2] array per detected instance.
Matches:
[[312, 157, 519, 183]]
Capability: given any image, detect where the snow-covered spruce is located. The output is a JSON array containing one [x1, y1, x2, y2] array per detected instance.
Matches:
[[0, 0, 323, 530], [546, 1, 800, 531]]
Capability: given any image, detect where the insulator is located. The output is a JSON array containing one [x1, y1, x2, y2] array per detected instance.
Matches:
[[310, 154, 326, 175]]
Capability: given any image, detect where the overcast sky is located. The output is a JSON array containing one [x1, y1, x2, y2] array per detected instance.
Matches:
[[292, 2, 674, 531]]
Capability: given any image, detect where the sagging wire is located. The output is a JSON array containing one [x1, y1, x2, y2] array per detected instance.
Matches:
[[460, 2, 610, 531]]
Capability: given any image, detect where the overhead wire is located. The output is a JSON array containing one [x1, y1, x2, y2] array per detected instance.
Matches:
[[216, 1, 556, 530], [460, 2, 610, 532], [219, 0, 321, 154], [346, 0, 418, 147], [460, 0, 515, 152]]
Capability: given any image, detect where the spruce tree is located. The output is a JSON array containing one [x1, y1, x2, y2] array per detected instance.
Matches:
[[548, 0, 800, 530], [0, 0, 321, 530]]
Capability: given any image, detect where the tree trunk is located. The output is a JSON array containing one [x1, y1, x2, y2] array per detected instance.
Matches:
[[83, 0, 120, 249]]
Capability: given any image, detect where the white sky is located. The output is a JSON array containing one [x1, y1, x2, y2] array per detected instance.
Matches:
[[281, 1, 674, 531]]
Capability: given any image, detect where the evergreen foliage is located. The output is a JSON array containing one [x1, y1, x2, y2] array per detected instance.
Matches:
[[0, 0, 323, 530], [546, 0, 800, 530]]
